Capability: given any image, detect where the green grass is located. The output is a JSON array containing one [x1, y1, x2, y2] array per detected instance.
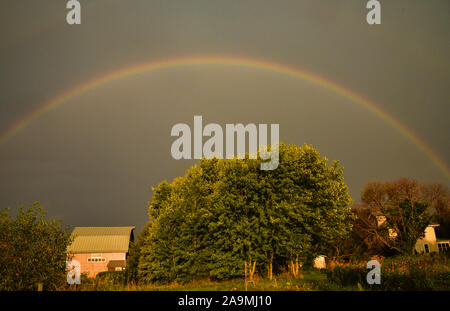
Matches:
[[63, 254, 450, 291], [67, 270, 360, 291]]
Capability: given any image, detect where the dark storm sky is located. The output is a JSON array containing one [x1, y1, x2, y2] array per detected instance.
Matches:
[[0, 1, 449, 232]]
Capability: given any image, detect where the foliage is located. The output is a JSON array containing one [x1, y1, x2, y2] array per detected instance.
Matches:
[[326, 265, 367, 287], [66, 271, 128, 291], [138, 143, 353, 283], [95, 271, 127, 289], [125, 221, 152, 283], [353, 178, 444, 255], [0, 202, 73, 290], [327, 254, 450, 290], [66, 269, 341, 291], [96, 270, 126, 284]]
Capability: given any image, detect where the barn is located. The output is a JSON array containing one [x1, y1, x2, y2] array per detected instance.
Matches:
[[67, 226, 135, 278]]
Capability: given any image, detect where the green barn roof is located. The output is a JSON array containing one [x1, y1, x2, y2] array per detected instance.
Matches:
[[67, 226, 135, 254]]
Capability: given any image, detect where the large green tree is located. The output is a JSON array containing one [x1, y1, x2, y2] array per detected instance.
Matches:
[[0, 202, 73, 290], [138, 143, 353, 282]]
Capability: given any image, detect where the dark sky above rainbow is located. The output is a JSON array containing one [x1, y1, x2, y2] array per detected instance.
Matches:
[[0, 1, 449, 232]]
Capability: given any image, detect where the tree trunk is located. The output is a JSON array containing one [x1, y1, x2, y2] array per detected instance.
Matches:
[[269, 253, 273, 280], [249, 261, 256, 281], [290, 255, 300, 278], [290, 260, 297, 277], [265, 252, 273, 280], [269, 262, 273, 280], [244, 261, 247, 291]]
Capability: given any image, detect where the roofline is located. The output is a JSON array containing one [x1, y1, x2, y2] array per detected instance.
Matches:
[[71, 226, 135, 230], [70, 226, 135, 235], [68, 251, 130, 254]]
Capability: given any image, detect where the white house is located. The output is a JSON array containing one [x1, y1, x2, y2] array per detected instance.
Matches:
[[415, 224, 450, 254], [376, 216, 449, 254]]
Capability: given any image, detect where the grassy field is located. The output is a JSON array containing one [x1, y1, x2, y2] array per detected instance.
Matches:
[[69, 270, 359, 291], [64, 254, 450, 291]]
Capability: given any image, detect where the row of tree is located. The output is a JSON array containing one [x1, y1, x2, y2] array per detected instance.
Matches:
[[135, 143, 354, 282], [130, 143, 449, 283], [1, 142, 448, 289]]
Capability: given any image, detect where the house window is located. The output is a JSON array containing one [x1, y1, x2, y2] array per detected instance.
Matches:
[[424, 244, 430, 253], [438, 242, 449, 252], [87, 254, 106, 262]]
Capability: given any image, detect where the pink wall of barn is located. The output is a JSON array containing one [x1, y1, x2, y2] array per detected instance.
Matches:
[[70, 252, 126, 278]]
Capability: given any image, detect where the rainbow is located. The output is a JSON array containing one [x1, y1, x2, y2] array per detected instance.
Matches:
[[1, 56, 448, 180]]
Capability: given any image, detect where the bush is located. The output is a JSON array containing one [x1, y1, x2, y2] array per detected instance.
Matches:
[[96, 271, 126, 285], [70, 271, 127, 291], [326, 265, 366, 287], [0, 203, 72, 291], [379, 270, 449, 291], [327, 254, 450, 290]]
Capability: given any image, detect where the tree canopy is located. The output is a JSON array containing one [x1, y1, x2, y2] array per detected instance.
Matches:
[[0, 202, 73, 290], [138, 143, 353, 283], [351, 178, 449, 256]]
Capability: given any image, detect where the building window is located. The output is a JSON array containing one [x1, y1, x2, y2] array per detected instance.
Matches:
[[424, 244, 430, 253], [88, 258, 106, 262], [438, 242, 449, 252], [87, 254, 106, 262]]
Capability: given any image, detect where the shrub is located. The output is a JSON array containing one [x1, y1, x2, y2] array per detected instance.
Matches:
[[327, 254, 450, 290], [0, 203, 72, 291], [96, 271, 126, 285], [71, 271, 127, 291], [326, 266, 366, 287]]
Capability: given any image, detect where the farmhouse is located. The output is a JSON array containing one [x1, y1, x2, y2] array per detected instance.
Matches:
[[376, 216, 450, 254], [67, 226, 135, 277], [415, 224, 450, 254]]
